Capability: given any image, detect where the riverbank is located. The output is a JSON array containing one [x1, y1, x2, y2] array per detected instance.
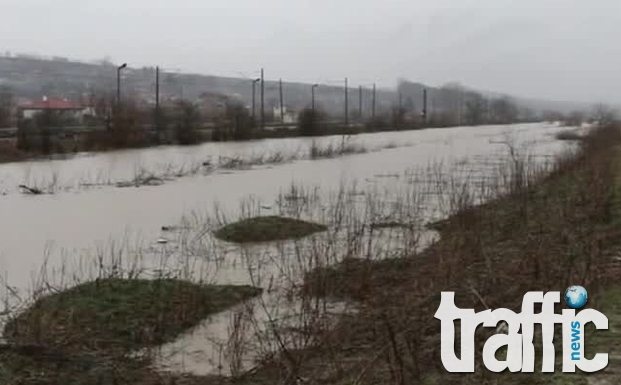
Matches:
[[223, 124, 621, 384], [0, 119, 540, 166], [0, 123, 598, 384]]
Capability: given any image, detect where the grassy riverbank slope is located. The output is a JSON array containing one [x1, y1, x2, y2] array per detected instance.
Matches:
[[231, 124, 621, 385]]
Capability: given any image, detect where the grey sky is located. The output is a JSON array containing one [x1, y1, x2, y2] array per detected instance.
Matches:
[[1, 0, 621, 103]]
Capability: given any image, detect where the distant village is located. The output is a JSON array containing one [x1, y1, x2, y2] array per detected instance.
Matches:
[[6, 92, 297, 128]]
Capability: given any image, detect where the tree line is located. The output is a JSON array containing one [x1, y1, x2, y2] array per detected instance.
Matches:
[[0, 84, 618, 158]]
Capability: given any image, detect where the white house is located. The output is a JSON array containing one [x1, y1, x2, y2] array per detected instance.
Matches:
[[272, 106, 296, 124]]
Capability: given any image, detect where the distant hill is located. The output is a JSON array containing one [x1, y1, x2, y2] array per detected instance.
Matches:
[[0, 53, 591, 118]]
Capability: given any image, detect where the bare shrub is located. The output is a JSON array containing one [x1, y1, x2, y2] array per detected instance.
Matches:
[[555, 130, 583, 141], [298, 108, 327, 137], [173, 100, 201, 145]]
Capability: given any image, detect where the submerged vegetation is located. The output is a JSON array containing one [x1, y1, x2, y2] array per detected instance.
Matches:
[[1, 123, 621, 384], [14, 138, 404, 195]]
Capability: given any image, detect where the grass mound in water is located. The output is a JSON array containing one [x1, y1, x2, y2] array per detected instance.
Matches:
[[3, 278, 262, 353], [214, 215, 328, 243]]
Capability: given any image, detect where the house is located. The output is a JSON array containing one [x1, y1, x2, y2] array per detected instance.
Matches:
[[272, 106, 296, 124], [19, 96, 94, 122]]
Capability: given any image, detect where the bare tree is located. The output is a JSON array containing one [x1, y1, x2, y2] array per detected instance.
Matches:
[[592, 103, 619, 126], [298, 107, 327, 136], [490, 97, 519, 124], [564, 110, 585, 127], [225, 101, 254, 140], [437, 83, 465, 125], [174, 100, 201, 145], [390, 103, 406, 128], [464, 91, 486, 125], [0, 85, 14, 127]]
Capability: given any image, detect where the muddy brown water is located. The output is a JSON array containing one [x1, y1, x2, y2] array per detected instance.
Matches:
[[0, 122, 582, 375]]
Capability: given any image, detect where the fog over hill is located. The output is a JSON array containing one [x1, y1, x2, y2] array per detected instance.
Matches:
[[0, 53, 593, 117]]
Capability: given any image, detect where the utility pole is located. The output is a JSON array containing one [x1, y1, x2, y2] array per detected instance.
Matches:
[[251, 78, 260, 122], [372, 83, 376, 119], [155, 66, 160, 141], [422, 88, 428, 124], [358, 85, 362, 121], [155, 66, 160, 112], [311, 84, 318, 113], [344, 77, 348, 126], [116, 63, 127, 115], [260, 68, 264, 129], [279, 78, 284, 123], [399, 91, 403, 127], [457, 91, 462, 126]]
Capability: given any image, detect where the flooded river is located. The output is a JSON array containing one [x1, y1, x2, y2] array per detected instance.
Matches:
[[0, 122, 582, 375]]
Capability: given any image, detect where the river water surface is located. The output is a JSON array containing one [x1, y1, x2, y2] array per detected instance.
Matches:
[[0, 122, 583, 375]]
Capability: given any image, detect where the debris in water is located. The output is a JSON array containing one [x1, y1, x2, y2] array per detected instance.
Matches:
[[261, 205, 272, 210], [141, 176, 164, 186], [115, 181, 135, 188], [18, 185, 43, 195]]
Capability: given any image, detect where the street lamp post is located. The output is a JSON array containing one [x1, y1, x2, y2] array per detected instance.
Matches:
[[260, 68, 265, 129], [155, 66, 160, 138], [422, 88, 428, 125], [311, 84, 318, 113], [372, 83, 376, 119], [117, 63, 127, 114], [252, 78, 261, 122], [344, 77, 348, 127], [359, 85, 363, 122]]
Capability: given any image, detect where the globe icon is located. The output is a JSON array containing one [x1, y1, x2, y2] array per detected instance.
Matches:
[[564, 285, 588, 309]]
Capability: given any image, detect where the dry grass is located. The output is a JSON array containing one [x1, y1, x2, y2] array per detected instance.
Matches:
[[292, 125, 621, 385], [309, 139, 368, 159]]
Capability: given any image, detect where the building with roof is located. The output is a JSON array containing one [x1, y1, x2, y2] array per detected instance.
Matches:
[[272, 105, 296, 124], [18, 96, 94, 121]]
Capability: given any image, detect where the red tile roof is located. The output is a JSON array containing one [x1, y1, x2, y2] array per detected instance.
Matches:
[[20, 98, 85, 110]]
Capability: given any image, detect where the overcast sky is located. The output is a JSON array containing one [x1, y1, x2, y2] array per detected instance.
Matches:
[[1, 0, 621, 104]]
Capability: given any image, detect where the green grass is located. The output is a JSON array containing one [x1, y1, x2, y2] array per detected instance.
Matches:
[[214, 215, 328, 244], [3, 278, 262, 353]]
